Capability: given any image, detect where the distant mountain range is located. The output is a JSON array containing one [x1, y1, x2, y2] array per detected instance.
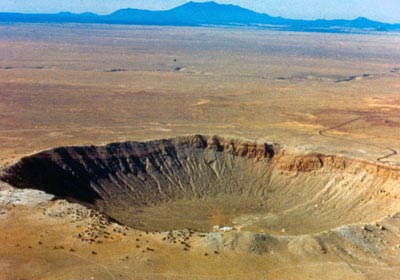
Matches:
[[1, 1, 399, 33]]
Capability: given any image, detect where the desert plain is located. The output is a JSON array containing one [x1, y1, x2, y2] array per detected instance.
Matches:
[[0, 23, 400, 279]]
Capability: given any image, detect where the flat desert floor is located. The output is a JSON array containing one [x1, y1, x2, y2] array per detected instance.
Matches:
[[0, 23, 400, 279]]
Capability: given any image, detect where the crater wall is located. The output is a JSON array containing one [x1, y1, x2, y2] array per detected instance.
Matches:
[[2, 135, 399, 233]]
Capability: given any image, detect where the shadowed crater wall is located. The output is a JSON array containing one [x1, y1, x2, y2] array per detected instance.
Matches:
[[1, 135, 400, 234]]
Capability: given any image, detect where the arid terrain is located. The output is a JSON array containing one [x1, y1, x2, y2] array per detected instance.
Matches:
[[0, 23, 400, 279]]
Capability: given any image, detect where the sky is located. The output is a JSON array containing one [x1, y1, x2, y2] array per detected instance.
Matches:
[[1, 0, 400, 23]]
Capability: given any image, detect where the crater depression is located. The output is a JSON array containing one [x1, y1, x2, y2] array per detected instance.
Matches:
[[1, 135, 399, 234]]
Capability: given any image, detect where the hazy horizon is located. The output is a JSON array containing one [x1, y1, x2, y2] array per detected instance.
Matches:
[[0, 0, 400, 23]]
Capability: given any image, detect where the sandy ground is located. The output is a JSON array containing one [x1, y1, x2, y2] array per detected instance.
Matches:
[[0, 24, 400, 279], [0, 24, 399, 165]]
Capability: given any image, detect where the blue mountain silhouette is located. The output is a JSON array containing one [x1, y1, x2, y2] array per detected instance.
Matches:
[[0, 1, 398, 32]]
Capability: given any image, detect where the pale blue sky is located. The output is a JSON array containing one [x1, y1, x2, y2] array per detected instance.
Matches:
[[1, 0, 400, 23]]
